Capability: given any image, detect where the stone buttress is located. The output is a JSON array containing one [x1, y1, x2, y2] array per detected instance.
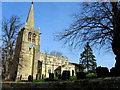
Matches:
[[10, 3, 40, 81]]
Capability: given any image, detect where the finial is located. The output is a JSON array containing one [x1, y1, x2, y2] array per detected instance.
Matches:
[[38, 27, 40, 30], [25, 1, 34, 29]]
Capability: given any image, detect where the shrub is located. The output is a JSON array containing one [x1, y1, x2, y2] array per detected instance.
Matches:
[[110, 67, 120, 76], [96, 66, 109, 77], [86, 73, 97, 78]]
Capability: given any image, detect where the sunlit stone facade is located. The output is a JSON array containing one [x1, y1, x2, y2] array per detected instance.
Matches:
[[10, 3, 78, 81]]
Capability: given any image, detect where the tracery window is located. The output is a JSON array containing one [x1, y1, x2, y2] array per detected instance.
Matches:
[[28, 32, 32, 41], [38, 61, 42, 73], [48, 69, 51, 73], [32, 33, 36, 42]]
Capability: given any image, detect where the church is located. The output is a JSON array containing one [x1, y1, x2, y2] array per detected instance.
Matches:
[[10, 2, 80, 81]]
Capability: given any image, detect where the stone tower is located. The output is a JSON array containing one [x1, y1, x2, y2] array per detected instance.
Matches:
[[10, 2, 40, 81]]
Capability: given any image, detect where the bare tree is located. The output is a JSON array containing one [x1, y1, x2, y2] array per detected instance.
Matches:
[[49, 51, 63, 57], [2, 16, 22, 79], [56, 2, 115, 49], [56, 2, 120, 74]]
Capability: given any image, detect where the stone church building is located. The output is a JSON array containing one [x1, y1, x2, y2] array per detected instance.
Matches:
[[10, 3, 80, 81]]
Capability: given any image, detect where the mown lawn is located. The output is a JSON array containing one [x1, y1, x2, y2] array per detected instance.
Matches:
[[86, 73, 97, 77]]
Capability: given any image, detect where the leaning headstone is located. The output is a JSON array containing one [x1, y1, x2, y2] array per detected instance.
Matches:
[[58, 74, 61, 79], [76, 72, 86, 79], [49, 73, 54, 80], [96, 66, 109, 77], [28, 75, 33, 82], [36, 74, 41, 80], [62, 71, 67, 80], [62, 70, 70, 80], [62, 71, 66, 80], [66, 71, 70, 79]]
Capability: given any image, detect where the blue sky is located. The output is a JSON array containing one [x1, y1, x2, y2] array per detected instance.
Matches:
[[2, 2, 116, 69]]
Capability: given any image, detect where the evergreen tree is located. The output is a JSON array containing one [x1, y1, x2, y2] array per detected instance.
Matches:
[[56, 2, 120, 72], [80, 42, 97, 72]]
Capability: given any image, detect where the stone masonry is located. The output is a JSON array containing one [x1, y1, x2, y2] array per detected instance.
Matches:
[[10, 2, 78, 81]]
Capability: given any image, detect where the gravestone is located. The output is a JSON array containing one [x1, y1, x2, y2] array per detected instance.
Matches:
[[58, 74, 61, 79], [76, 72, 86, 79], [66, 71, 70, 79], [36, 74, 38, 80], [49, 73, 54, 80], [62, 71, 70, 80], [28, 75, 33, 82]]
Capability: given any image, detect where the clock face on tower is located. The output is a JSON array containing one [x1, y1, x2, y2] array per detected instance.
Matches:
[[29, 44, 34, 48]]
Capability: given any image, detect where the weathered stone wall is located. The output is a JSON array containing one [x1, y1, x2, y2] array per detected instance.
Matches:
[[61, 64, 75, 76], [39, 53, 78, 78], [14, 28, 40, 81], [39, 53, 69, 77], [10, 3, 78, 81], [2, 77, 120, 90]]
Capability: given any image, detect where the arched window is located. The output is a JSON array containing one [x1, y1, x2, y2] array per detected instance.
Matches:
[[32, 33, 36, 42], [72, 70, 74, 76], [28, 32, 32, 41]]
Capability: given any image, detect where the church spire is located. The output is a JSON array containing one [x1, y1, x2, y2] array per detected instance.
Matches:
[[25, 2, 34, 29]]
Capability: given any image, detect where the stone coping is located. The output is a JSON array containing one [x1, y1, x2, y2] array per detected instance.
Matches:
[[1, 77, 120, 90]]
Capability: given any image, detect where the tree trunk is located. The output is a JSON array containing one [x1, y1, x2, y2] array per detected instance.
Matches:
[[111, 17, 120, 75], [111, 2, 120, 75], [112, 29, 120, 76]]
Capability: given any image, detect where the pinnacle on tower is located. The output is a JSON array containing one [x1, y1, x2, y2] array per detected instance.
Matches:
[[25, 2, 34, 29]]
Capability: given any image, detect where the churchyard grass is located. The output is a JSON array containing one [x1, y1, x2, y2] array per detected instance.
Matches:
[[33, 73, 97, 82], [86, 73, 97, 78], [33, 79, 45, 82]]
